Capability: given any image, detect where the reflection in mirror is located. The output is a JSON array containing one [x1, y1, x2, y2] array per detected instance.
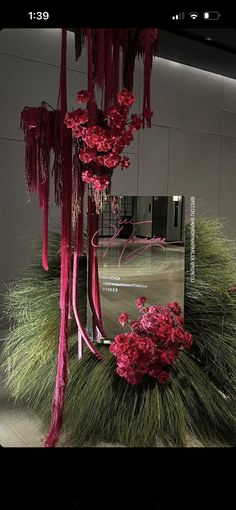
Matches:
[[87, 196, 185, 340]]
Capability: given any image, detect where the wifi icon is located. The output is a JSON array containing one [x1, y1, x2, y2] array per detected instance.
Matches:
[[190, 12, 199, 19]]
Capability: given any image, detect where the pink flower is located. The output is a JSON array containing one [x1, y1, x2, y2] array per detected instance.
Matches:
[[65, 108, 88, 128], [160, 350, 178, 366], [130, 319, 141, 330], [175, 315, 184, 326], [136, 296, 147, 309], [109, 342, 116, 355], [130, 114, 143, 131], [148, 305, 165, 315], [113, 333, 125, 344], [138, 336, 155, 354], [116, 365, 126, 376], [112, 142, 125, 155], [72, 126, 86, 139], [148, 362, 162, 378], [64, 113, 76, 129], [169, 327, 185, 344], [117, 89, 135, 107], [117, 366, 143, 386], [107, 108, 125, 129], [107, 106, 123, 120], [77, 90, 91, 103], [140, 313, 159, 335], [148, 364, 169, 384], [96, 155, 105, 165], [79, 148, 95, 163], [143, 108, 153, 124], [183, 332, 193, 348], [168, 302, 182, 316], [83, 133, 98, 148], [120, 156, 130, 169], [120, 132, 133, 146], [155, 324, 171, 341], [77, 110, 89, 125], [96, 140, 112, 152], [81, 170, 95, 184], [110, 298, 191, 386], [118, 313, 129, 326], [93, 176, 110, 191], [157, 371, 170, 384], [103, 154, 121, 169]]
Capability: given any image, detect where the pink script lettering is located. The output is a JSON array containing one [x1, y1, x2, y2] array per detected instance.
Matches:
[[91, 218, 166, 266]]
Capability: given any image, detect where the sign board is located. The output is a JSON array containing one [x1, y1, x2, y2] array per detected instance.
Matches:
[[87, 196, 185, 340]]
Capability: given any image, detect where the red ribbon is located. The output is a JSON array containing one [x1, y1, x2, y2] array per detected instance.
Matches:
[[44, 29, 72, 448]]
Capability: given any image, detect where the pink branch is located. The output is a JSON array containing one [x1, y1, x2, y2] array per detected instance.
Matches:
[[87, 195, 108, 339], [73, 219, 104, 361]]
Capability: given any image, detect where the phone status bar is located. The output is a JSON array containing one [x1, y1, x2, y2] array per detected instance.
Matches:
[[171, 10, 221, 22], [0, 7, 235, 28]]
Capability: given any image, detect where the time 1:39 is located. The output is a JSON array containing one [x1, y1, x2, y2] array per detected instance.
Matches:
[[28, 12, 49, 20]]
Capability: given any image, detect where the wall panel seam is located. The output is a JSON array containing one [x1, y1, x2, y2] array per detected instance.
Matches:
[[0, 50, 87, 74]]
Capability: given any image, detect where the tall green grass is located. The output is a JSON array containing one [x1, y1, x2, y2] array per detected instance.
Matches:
[[2, 219, 236, 446]]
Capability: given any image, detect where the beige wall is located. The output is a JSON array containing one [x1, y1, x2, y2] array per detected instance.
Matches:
[[1, 28, 236, 282]]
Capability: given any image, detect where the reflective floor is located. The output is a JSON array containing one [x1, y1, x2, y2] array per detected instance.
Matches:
[[0, 341, 203, 447]]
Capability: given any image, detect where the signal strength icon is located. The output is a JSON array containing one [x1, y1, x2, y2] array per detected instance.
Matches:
[[189, 12, 199, 20], [172, 12, 185, 20]]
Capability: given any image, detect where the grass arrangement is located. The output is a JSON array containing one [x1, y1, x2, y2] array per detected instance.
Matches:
[[2, 218, 236, 447]]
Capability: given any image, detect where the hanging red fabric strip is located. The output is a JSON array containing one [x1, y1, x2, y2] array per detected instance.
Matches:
[[38, 176, 49, 271], [76, 191, 83, 359], [75, 211, 84, 359], [96, 29, 105, 88], [44, 28, 72, 448], [112, 31, 120, 103], [142, 29, 158, 127], [42, 184, 49, 271], [122, 30, 136, 92], [74, 28, 84, 61], [30, 133, 37, 193], [52, 109, 64, 207], [73, 28, 158, 126], [87, 29, 96, 123], [21, 106, 52, 270], [143, 38, 152, 127], [104, 29, 113, 113], [86, 29, 106, 339], [73, 223, 83, 359], [21, 107, 39, 194]]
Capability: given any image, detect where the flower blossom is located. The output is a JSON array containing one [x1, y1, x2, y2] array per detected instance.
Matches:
[[117, 89, 135, 107], [110, 298, 193, 386], [65, 89, 149, 194], [77, 90, 91, 103], [118, 313, 129, 326]]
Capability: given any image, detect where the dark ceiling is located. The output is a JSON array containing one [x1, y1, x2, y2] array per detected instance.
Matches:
[[160, 28, 236, 78], [68, 29, 236, 79]]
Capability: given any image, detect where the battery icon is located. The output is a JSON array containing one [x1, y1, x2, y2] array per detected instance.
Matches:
[[204, 11, 220, 20]]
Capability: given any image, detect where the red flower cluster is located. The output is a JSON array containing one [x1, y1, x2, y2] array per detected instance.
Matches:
[[110, 298, 193, 386], [64, 89, 143, 192]]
